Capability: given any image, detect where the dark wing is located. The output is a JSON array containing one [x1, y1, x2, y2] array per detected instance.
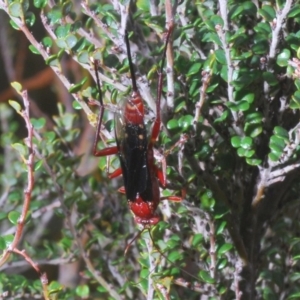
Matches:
[[115, 117, 152, 202]]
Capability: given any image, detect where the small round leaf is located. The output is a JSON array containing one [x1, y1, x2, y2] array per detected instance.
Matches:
[[199, 270, 215, 284], [9, 2, 23, 18], [276, 49, 291, 67], [8, 211, 21, 225], [231, 136, 242, 148]]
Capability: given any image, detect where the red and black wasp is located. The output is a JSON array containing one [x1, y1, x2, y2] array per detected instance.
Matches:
[[92, 24, 177, 226]]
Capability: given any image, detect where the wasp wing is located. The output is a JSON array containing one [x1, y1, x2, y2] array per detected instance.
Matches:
[[115, 115, 152, 202]]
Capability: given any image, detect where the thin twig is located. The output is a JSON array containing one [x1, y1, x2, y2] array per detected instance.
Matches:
[[217, 0, 243, 136], [145, 234, 155, 300], [193, 70, 212, 131], [11, 248, 49, 300], [165, 0, 175, 110], [0, 91, 34, 265]]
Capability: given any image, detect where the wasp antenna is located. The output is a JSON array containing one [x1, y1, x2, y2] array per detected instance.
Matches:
[[159, 26, 174, 79], [124, 227, 146, 255], [156, 25, 174, 115], [93, 60, 104, 107], [124, 30, 138, 93]]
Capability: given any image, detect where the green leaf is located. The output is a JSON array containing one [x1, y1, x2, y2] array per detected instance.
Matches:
[[258, 5, 276, 21], [34, 160, 43, 171], [68, 77, 87, 93], [45, 54, 58, 65], [191, 234, 203, 247], [44, 131, 56, 143], [228, 27, 246, 43], [33, 0, 47, 8], [244, 123, 263, 138], [276, 49, 291, 67], [214, 110, 229, 123], [78, 51, 90, 64], [167, 251, 183, 263], [288, 5, 300, 18], [8, 211, 21, 225], [229, 4, 244, 19], [242, 1, 257, 16], [220, 65, 228, 82], [242, 93, 255, 104], [11, 82, 22, 94], [65, 34, 78, 49], [31, 118, 46, 130], [56, 39, 67, 49], [62, 1, 73, 16], [174, 101, 186, 113], [246, 158, 262, 166], [71, 21, 83, 33], [57, 48, 65, 59], [237, 147, 255, 158], [269, 143, 284, 155], [24, 12, 35, 26], [48, 281, 63, 295], [196, 145, 212, 160], [10, 20, 20, 30], [229, 1, 257, 19], [187, 62, 202, 76], [274, 126, 289, 142], [178, 115, 193, 130], [295, 79, 300, 90], [12, 143, 26, 156], [254, 23, 271, 35], [288, 292, 300, 299], [3, 235, 14, 247], [290, 91, 300, 109], [218, 243, 233, 255], [231, 136, 242, 148], [263, 72, 278, 86], [268, 152, 281, 162], [55, 25, 70, 38], [199, 270, 215, 284], [215, 49, 226, 65], [252, 40, 268, 54], [9, 100, 22, 112], [216, 221, 227, 235], [167, 119, 179, 130], [137, 0, 149, 11], [226, 102, 239, 111], [236, 100, 250, 111], [270, 135, 286, 149], [240, 136, 253, 149], [201, 190, 215, 209], [245, 112, 263, 124], [76, 285, 90, 297], [217, 258, 228, 270], [72, 101, 82, 110], [29, 45, 40, 55], [8, 2, 23, 18], [42, 37, 53, 48], [0, 237, 6, 250], [47, 9, 63, 25]]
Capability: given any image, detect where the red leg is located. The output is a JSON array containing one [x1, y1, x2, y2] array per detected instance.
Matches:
[[94, 146, 118, 157], [109, 168, 122, 179], [118, 186, 126, 194], [160, 195, 182, 202], [160, 187, 185, 202], [155, 166, 166, 187]]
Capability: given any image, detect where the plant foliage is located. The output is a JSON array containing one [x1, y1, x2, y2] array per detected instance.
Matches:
[[1, 0, 300, 299]]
